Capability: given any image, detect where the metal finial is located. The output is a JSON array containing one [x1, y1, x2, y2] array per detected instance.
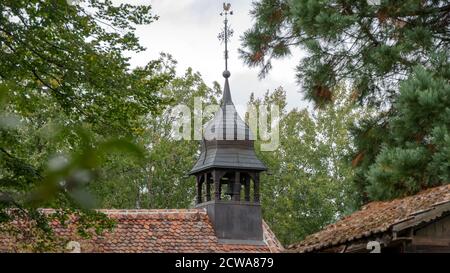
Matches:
[[218, 2, 233, 77]]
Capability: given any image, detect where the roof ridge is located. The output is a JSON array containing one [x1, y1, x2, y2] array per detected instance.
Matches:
[[361, 183, 450, 210], [97, 209, 204, 214], [37, 208, 207, 215]]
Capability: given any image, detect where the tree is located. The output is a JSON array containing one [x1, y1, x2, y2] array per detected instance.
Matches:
[[361, 57, 450, 200], [0, 0, 171, 251], [250, 86, 360, 245], [89, 62, 221, 209], [240, 0, 449, 201]]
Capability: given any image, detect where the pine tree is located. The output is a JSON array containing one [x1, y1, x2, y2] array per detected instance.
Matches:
[[241, 0, 450, 201], [362, 55, 450, 200]]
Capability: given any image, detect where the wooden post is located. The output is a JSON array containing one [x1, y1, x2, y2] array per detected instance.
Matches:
[[205, 172, 211, 201], [213, 170, 221, 201], [253, 172, 260, 203], [232, 172, 240, 201]]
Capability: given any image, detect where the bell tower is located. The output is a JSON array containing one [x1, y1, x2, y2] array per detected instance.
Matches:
[[189, 3, 267, 243]]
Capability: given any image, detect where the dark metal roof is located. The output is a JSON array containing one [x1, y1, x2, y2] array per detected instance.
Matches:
[[189, 140, 267, 174], [203, 100, 253, 141], [189, 75, 267, 175]]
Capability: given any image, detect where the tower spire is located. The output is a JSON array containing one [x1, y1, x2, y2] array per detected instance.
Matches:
[[218, 2, 233, 76], [218, 3, 233, 105]]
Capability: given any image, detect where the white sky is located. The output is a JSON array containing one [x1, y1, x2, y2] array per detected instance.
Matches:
[[116, 0, 308, 114]]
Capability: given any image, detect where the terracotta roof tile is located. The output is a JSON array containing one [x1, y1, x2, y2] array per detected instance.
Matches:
[[287, 184, 450, 252], [0, 208, 282, 253]]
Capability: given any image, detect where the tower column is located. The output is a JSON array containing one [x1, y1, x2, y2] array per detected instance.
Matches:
[[205, 173, 211, 201], [213, 170, 220, 201], [196, 175, 203, 204], [253, 172, 260, 203], [232, 172, 240, 201]]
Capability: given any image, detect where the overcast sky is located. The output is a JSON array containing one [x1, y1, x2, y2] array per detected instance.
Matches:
[[116, 0, 308, 114]]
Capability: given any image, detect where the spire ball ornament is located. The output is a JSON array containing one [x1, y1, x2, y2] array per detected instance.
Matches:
[[223, 70, 230, 78]]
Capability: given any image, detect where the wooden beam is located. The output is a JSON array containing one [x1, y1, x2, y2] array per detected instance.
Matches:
[[412, 237, 450, 246], [205, 172, 211, 201], [196, 175, 203, 204], [232, 172, 240, 201], [253, 172, 260, 203], [393, 202, 450, 232], [213, 170, 220, 201]]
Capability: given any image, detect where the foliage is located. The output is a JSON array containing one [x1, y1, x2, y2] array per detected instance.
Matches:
[[0, 0, 171, 251], [360, 58, 450, 200], [88, 63, 221, 209], [241, 0, 450, 201], [250, 86, 360, 245]]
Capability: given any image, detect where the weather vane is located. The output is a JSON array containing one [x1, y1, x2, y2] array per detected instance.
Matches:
[[218, 3, 233, 75]]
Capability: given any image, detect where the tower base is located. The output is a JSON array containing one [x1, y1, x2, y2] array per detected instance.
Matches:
[[196, 200, 263, 243]]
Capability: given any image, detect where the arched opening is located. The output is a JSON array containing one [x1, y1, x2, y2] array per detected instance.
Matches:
[[196, 170, 260, 204]]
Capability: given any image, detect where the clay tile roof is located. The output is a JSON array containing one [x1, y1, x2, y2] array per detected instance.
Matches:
[[287, 184, 450, 253], [0, 208, 283, 253]]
